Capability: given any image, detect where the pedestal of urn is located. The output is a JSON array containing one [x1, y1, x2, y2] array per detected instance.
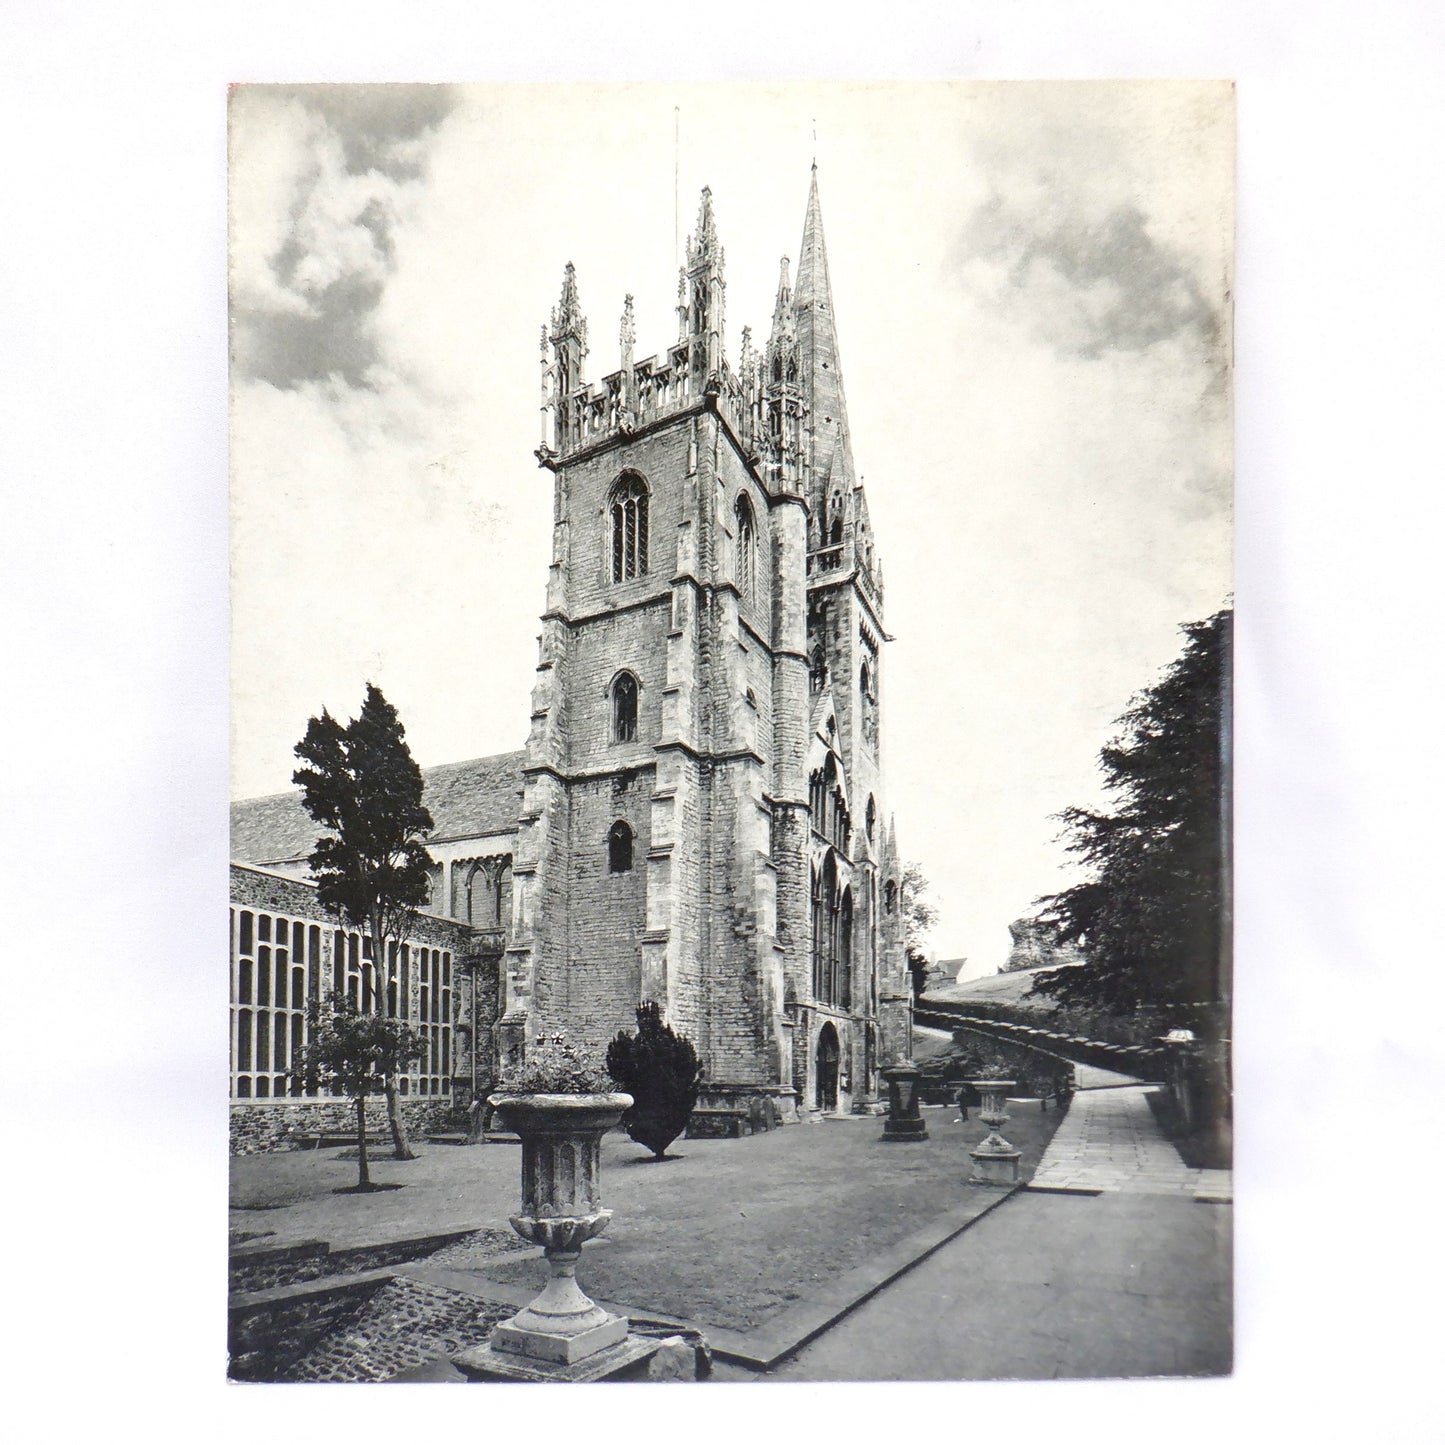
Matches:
[[880, 1062, 929, 1141], [484, 1092, 633, 1365], [968, 1078, 1021, 1185]]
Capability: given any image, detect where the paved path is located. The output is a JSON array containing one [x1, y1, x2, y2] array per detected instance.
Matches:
[[750, 1082, 1232, 1382], [749, 1188, 1232, 1381], [1028, 1084, 1232, 1202]]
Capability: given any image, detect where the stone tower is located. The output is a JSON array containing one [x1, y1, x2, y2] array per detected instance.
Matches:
[[500, 173, 909, 1118]]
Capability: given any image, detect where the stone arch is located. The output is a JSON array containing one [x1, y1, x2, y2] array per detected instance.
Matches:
[[815, 1022, 841, 1113]]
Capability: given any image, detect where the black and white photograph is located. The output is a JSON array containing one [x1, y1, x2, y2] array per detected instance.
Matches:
[[226, 80, 1232, 1383], [6, 3, 1443, 1434]]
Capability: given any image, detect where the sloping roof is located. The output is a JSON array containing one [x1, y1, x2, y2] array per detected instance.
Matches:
[[418, 752, 527, 842], [231, 750, 526, 865]]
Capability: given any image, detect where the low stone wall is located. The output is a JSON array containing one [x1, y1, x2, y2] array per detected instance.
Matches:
[[230, 1098, 459, 1155], [229, 1272, 393, 1382], [228, 1230, 478, 1295]]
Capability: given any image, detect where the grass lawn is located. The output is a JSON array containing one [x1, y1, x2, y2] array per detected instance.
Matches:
[[231, 1098, 1066, 1333]]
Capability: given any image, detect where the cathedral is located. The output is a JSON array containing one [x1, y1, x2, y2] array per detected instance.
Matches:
[[230, 170, 911, 1149]]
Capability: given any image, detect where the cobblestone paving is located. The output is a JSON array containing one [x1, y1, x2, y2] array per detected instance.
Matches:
[[1028, 1085, 1229, 1197], [419, 1227, 532, 1268], [279, 1278, 512, 1383]]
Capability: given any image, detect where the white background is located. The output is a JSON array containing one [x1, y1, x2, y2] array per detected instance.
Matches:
[[1, 2, 1441, 1439]]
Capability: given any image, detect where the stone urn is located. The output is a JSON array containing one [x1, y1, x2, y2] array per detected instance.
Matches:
[[483, 1091, 634, 1365], [880, 1061, 929, 1142], [968, 1077, 1021, 1185]]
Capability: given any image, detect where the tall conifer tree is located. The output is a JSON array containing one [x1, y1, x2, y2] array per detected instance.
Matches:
[[1031, 609, 1231, 1020], [293, 684, 436, 1159]]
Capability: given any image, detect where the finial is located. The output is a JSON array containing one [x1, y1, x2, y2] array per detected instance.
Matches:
[[550, 261, 586, 345], [620, 293, 636, 354], [688, 185, 720, 266]]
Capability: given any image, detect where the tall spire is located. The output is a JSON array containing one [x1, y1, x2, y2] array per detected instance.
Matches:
[[794, 164, 833, 316], [793, 166, 853, 518]]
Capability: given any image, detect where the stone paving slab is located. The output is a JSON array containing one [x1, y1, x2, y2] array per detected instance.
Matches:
[[1027, 1084, 1232, 1200]]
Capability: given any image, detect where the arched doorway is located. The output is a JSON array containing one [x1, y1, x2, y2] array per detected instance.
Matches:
[[815, 1022, 840, 1113]]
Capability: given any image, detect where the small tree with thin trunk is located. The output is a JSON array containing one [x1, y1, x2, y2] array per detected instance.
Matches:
[[292, 998, 426, 1190], [293, 683, 436, 1160], [605, 1003, 702, 1160]]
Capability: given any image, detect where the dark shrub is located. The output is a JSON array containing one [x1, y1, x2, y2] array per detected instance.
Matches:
[[605, 1003, 703, 1159]]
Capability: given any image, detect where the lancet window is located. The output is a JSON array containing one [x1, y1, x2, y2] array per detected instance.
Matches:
[[735, 493, 757, 604], [612, 670, 639, 744]]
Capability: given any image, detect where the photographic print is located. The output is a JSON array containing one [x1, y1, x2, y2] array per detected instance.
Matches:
[[227, 80, 1233, 1383]]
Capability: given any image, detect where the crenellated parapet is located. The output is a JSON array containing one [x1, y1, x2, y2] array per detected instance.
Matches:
[[537, 190, 808, 495]]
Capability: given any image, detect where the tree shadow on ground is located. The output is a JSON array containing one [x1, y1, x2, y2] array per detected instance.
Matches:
[[332, 1182, 407, 1195]]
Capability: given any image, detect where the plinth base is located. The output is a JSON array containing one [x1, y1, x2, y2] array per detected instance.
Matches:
[[881, 1117, 930, 1141], [969, 1148, 1021, 1185], [454, 1332, 661, 1383], [490, 1310, 629, 1365]]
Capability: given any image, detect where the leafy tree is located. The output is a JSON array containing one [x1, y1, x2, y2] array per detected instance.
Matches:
[[605, 1003, 703, 1160], [293, 683, 436, 1160], [1030, 609, 1230, 1021], [292, 998, 425, 1190], [901, 862, 938, 953]]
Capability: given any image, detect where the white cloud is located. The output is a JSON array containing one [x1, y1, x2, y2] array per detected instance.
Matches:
[[230, 81, 1234, 971]]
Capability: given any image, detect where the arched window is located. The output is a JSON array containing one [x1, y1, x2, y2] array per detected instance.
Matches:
[[610, 473, 649, 582], [810, 866, 823, 990], [608, 820, 634, 874], [840, 888, 853, 1009], [866, 796, 877, 844], [612, 671, 638, 744], [885, 879, 897, 915], [735, 494, 756, 604], [809, 645, 827, 694], [860, 661, 871, 701]]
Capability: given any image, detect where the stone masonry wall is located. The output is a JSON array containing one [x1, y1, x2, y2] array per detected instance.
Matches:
[[229, 1098, 456, 1155]]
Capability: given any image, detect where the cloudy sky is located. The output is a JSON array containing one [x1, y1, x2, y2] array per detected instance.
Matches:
[[231, 80, 1233, 975]]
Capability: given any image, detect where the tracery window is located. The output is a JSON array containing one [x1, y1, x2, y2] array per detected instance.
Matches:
[[231, 907, 452, 1102], [414, 947, 452, 1096], [811, 858, 852, 1007], [610, 473, 649, 582], [231, 908, 321, 1100]]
